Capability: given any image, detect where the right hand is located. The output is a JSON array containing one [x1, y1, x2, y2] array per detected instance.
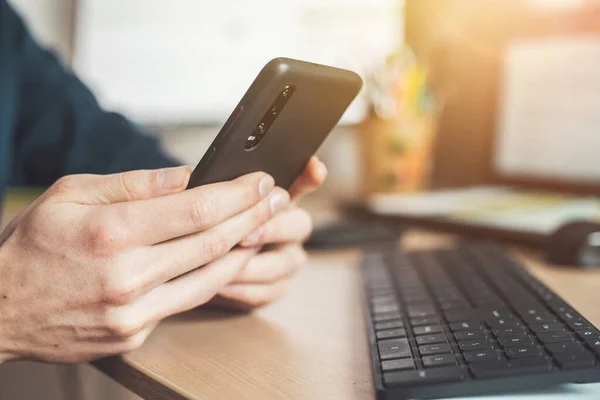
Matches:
[[0, 166, 289, 364]]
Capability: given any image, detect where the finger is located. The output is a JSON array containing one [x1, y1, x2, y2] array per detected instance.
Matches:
[[46, 166, 192, 205], [287, 156, 327, 201], [216, 279, 291, 310], [132, 247, 257, 320], [232, 244, 307, 284], [100, 172, 275, 247], [135, 189, 288, 287], [240, 207, 312, 247]]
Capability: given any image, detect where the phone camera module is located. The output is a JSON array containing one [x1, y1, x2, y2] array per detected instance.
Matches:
[[244, 84, 296, 151]]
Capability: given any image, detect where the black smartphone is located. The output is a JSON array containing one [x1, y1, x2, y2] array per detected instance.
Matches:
[[187, 58, 362, 190]]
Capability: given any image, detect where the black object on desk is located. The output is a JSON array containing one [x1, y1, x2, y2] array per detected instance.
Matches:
[[305, 220, 402, 250], [546, 221, 600, 268], [361, 243, 600, 399]]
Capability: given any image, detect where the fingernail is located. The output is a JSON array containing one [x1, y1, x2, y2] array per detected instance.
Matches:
[[270, 190, 289, 214], [158, 166, 190, 189], [259, 174, 275, 198], [317, 161, 328, 181], [242, 228, 263, 246]]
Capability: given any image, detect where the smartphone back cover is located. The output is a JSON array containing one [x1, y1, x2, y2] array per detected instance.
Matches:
[[188, 58, 362, 189]]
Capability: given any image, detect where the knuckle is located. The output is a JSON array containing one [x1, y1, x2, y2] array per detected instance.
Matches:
[[105, 315, 143, 339], [117, 171, 147, 201], [49, 175, 80, 195], [200, 234, 229, 260], [120, 332, 148, 352], [190, 194, 217, 228], [98, 271, 139, 306], [239, 178, 262, 203], [82, 212, 128, 256]]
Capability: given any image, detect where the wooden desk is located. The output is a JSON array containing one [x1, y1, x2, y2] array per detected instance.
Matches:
[[93, 233, 600, 400], [4, 201, 600, 400]]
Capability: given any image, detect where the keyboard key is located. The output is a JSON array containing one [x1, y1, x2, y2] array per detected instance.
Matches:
[[440, 301, 470, 311], [530, 323, 565, 333], [559, 311, 581, 321], [470, 357, 551, 379], [524, 313, 557, 324], [381, 358, 415, 372], [516, 307, 548, 318], [487, 320, 522, 330], [444, 310, 480, 323], [378, 339, 412, 360], [374, 311, 403, 322], [464, 349, 498, 363], [410, 317, 440, 326], [413, 325, 443, 335], [450, 321, 481, 331], [505, 345, 542, 359], [454, 330, 486, 341], [577, 329, 600, 341], [546, 341, 584, 356], [375, 320, 404, 330], [538, 331, 573, 344], [459, 340, 491, 351], [407, 306, 436, 318], [416, 334, 448, 345], [493, 326, 525, 337], [498, 334, 533, 347], [376, 329, 407, 340], [567, 320, 590, 331], [555, 352, 596, 369], [373, 302, 400, 313], [383, 366, 464, 387], [423, 353, 457, 367], [584, 338, 600, 355], [419, 343, 452, 356]]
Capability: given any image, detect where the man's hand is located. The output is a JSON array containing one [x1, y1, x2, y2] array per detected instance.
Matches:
[[0, 167, 289, 363], [211, 156, 327, 310]]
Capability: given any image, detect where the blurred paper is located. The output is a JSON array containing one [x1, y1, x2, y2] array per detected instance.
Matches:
[[495, 37, 600, 183], [369, 186, 600, 234], [73, 0, 401, 124]]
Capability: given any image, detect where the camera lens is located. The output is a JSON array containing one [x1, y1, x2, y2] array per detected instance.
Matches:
[[257, 122, 266, 134], [282, 86, 290, 97], [271, 105, 278, 116]]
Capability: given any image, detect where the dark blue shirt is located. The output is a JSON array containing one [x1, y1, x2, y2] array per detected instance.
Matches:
[[0, 0, 178, 201]]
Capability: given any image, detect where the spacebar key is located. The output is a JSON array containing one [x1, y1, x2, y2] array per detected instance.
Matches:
[[384, 367, 464, 387], [470, 358, 551, 379]]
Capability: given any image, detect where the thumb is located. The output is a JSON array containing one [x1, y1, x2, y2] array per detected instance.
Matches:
[[47, 166, 192, 205]]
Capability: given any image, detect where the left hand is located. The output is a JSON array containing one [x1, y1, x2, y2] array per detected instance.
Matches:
[[210, 156, 327, 310]]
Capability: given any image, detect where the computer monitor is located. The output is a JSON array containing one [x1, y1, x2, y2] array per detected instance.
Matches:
[[405, 0, 600, 195], [492, 35, 600, 194]]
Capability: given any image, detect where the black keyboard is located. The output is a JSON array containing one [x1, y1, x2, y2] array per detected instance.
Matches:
[[361, 243, 600, 399]]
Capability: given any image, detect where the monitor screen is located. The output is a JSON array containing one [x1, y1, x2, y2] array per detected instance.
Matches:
[[494, 36, 600, 184]]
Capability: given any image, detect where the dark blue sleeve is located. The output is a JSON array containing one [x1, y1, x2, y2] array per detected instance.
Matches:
[[9, 3, 180, 186]]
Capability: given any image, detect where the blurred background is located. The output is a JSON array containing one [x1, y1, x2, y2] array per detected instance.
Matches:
[[3, 0, 600, 398]]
